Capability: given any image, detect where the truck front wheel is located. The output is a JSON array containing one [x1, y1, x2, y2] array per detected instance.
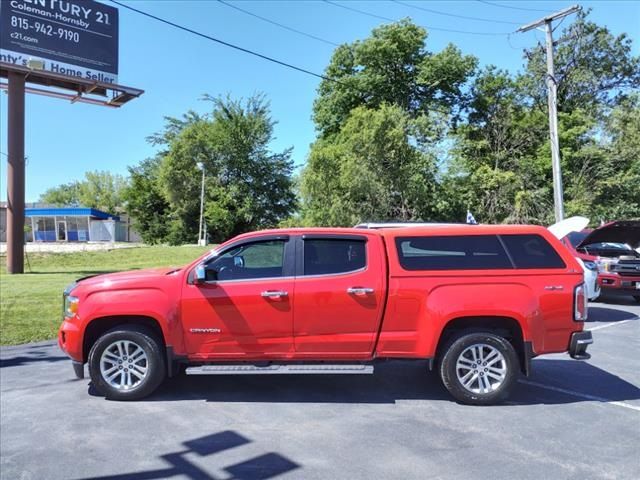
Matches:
[[439, 332, 519, 405], [88, 326, 166, 401]]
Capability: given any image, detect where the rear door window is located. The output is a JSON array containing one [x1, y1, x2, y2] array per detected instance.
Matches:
[[303, 239, 366, 275], [500, 234, 566, 269], [395, 235, 512, 270]]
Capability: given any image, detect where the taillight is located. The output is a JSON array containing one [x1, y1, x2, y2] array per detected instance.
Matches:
[[574, 283, 588, 321]]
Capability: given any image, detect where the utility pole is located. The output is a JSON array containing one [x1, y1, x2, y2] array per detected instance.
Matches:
[[517, 5, 581, 223]]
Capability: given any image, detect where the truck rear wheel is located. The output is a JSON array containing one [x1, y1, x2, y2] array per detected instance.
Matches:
[[439, 332, 519, 405], [88, 325, 165, 401]]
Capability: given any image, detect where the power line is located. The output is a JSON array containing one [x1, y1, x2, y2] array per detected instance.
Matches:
[[109, 0, 336, 83], [392, 0, 521, 26], [324, 0, 394, 22], [552, 14, 569, 33], [477, 1, 549, 13], [216, 0, 340, 47], [109, 1, 459, 118], [324, 0, 511, 35]]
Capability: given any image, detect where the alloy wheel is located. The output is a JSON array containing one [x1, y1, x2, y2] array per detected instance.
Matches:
[[455, 343, 507, 394], [99, 340, 149, 390]]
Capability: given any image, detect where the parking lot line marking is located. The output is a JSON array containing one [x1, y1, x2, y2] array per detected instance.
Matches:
[[586, 319, 636, 331], [518, 380, 640, 412]]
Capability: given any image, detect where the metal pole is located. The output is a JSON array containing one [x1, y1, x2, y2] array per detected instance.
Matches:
[[198, 165, 205, 245], [6, 71, 26, 274], [545, 21, 565, 222]]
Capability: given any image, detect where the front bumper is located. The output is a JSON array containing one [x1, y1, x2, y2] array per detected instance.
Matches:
[[598, 273, 640, 292], [58, 319, 83, 362], [569, 331, 593, 360]]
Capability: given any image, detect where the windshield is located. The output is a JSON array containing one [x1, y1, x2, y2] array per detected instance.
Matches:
[[567, 231, 589, 247], [583, 242, 633, 251]]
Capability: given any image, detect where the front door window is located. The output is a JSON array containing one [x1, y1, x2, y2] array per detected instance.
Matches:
[[204, 240, 285, 282]]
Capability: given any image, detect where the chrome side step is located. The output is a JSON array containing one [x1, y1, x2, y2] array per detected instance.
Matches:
[[185, 363, 374, 375]]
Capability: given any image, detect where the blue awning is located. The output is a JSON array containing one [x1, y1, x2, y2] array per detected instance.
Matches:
[[25, 207, 119, 221]]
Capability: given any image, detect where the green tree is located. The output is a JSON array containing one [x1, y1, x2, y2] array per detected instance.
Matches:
[[124, 157, 170, 244], [301, 104, 438, 226], [449, 13, 640, 225], [301, 19, 476, 225], [39, 170, 128, 213], [588, 94, 640, 220], [126, 94, 296, 244], [312, 19, 477, 138], [39, 181, 82, 206], [522, 11, 640, 113]]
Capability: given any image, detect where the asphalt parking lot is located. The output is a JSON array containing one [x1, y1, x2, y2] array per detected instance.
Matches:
[[1, 296, 639, 480]]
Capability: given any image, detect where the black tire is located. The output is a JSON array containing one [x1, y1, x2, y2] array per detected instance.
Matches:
[[633, 295, 640, 304], [88, 325, 165, 401], [439, 331, 519, 406]]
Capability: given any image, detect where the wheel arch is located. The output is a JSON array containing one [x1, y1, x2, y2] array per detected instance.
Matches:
[[83, 315, 166, 363], [434, 316, 530, 375]]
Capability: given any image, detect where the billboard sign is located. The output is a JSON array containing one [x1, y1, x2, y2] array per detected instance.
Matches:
[[0, 0, 118, 84]]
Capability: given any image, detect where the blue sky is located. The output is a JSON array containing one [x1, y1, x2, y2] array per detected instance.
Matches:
[[1, 0, 638, 202]]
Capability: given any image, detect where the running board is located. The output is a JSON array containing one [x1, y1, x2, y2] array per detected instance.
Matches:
[[185, 364, 374, 375]]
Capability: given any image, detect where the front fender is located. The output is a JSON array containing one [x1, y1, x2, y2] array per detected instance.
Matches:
[[78, 287, 184, 352]]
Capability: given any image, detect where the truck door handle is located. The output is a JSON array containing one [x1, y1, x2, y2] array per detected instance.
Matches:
[[347, 287, 374, 296], [261, 290, 288, 298], [544, 286, 564, 291]]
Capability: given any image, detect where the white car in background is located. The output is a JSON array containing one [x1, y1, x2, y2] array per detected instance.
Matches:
[[574, 257, 600, 301], [549, 216, 600, 300]]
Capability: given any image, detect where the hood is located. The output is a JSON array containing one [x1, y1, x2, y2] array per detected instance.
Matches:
[[548, 216, 590, 240], [77, 267, 180, 288], [577, 220, 640, 249]]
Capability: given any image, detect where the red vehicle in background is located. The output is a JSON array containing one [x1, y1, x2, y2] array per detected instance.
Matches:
[[560, 221, 640, 303]]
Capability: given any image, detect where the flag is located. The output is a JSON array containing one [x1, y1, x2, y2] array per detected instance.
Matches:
[[466, 210, 478, 225]]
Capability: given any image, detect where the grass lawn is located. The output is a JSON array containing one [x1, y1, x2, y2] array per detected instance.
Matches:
[[0, 245, 211, 345]]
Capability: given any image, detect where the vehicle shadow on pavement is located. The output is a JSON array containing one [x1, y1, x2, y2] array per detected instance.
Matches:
[[593, 294, 639, 307], [134, 359, 640, 407], [513, 359, 640, 406], [586, 306, 639, 323], [0, 348, 68, 368], [77, 430, 300, 480]]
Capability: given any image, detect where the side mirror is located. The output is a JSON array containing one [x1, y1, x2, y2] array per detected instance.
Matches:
[[194, 264, 206, 284], [234, 256, 245, 268]]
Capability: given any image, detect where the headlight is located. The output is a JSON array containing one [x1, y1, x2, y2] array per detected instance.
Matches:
[[583, 260, 597, 272], [64, 295, 79, 317]]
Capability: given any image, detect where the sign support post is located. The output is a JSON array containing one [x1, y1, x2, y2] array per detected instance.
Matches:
[[7, 71, 26, 274], [1, 0, 143, 274]]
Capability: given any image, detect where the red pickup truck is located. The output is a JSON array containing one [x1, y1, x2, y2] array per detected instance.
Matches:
[[59, 225, 592, 405]]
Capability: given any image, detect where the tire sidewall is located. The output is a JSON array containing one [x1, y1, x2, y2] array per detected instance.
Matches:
[[88, 326, 165, 401], [440, 332, 519, 405]]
